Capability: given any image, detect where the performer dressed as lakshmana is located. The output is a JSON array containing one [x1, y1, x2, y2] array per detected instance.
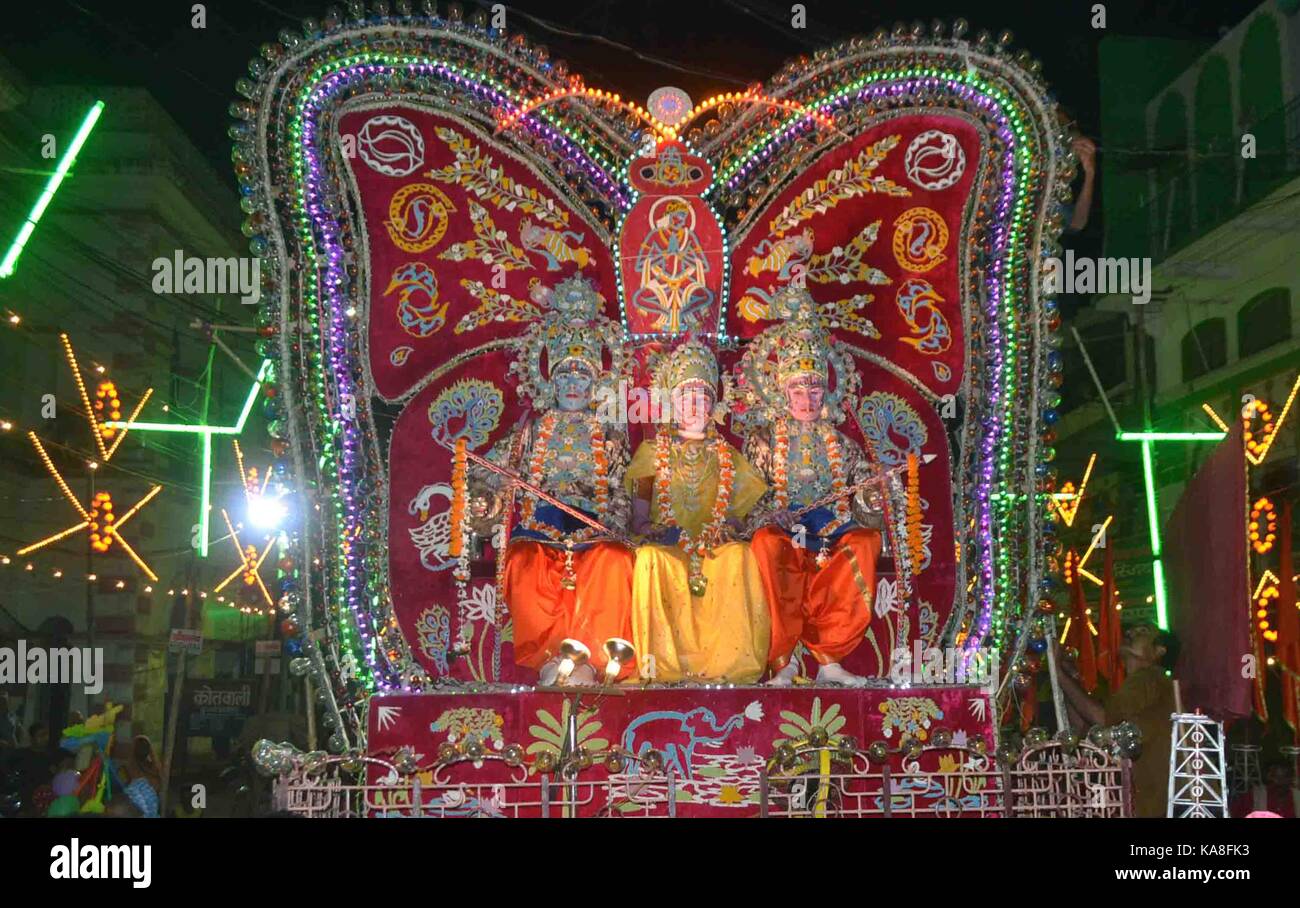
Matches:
[[625, 339, 771, 683], [469, 276, 634, 686], [740, 288, 884, 687]]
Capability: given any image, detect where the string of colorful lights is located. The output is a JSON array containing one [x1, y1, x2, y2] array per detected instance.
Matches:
[[227, 10, 1070, 753]]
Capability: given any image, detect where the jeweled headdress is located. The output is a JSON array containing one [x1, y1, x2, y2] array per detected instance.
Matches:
[[777, 332, 829, 386], [738, 287, 859, 426], [511, 275, 626, 408], [653, 337, 734, 421], [655, 337, 719, 393]]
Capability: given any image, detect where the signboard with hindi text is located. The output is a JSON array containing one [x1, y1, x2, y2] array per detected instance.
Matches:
[[181, 679, 256, 738]]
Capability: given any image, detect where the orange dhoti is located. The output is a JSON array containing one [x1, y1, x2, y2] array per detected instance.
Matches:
[[500, 538, 635, 679], [751, 524, 880, 670]]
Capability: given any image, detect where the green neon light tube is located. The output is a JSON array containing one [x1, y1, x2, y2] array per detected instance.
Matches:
[[233, 359, 272, 432], [106, 360, 271, 435], [1152, 558, 1169, 631], [1118, 431, 1226, 442], [1, 101, 105, 278], [1139, 441, 1171, 630], [1140, 440, 1161, 557], [199, 435, 212, 558], [102, 421, 240, 435]]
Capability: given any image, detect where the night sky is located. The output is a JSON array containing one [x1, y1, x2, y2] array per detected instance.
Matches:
[[2, 0, 1267, 186]]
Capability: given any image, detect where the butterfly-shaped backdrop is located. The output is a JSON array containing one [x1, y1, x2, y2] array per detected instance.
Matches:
[[233, 4, 1072, 745]]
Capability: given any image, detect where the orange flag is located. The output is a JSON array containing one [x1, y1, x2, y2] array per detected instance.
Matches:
[[1019, 688, 1037, 732], [1068, 573, 1098, 693], [1097, 540, 1124, 689]]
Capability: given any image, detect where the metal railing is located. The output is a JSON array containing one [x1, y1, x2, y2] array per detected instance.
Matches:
[[273, 754, 678, 818], [272, 741, 1131, 818], [760, 740, 1129, 818]]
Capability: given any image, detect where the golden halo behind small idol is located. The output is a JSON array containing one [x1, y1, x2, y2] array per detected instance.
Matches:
[[625, 337, 772, 684]]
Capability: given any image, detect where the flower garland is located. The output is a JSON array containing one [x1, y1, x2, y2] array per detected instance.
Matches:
[[518, 410, 610, 543], [449, 437, 468, 559], [654, 425, 734, 595], [771, 418, 851, 553], [906, 452, 924, 575], [449, 437, 474, 659]]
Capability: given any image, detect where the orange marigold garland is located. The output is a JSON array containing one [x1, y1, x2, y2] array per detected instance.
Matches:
[[655, 425, 734, 596], [449, 437, 468, 559], [905, 452, 923, 575]]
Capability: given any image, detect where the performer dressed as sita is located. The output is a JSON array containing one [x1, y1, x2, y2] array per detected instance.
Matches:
[[740, 289, 884, 687], [625, 339, 771, 683], [468, 276, 635, 685]]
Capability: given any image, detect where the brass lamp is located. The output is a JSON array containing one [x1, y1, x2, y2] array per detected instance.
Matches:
[[602, 637, 635, 684], [555, 638, 591, 685]]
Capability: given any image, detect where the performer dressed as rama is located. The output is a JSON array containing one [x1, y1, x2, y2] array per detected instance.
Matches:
[[469, 276, 634, 685], [740, 289, 884, 687], [626, 339, 771, 683]]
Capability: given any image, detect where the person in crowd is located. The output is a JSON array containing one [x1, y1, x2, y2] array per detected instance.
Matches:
[[1055, 107, 1097, 235], [119, 735, 162, 818], [1057, 622, 1179, 817], [1231, 762, 1297, 818]]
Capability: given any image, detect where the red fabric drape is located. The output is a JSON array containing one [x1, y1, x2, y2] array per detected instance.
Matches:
[[1097, 539, 1124, 689], [1275, 500, 1299, 737], [1068, 573, 1098, 693], [1166, 423, 1253, 721]]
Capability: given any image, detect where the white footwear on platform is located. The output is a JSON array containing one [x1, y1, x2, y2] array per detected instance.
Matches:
[[816, 662, 868, 687], [765, 662, 800, 687]]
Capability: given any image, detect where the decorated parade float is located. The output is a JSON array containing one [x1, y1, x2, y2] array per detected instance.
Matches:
[[234, 3, 1136, 817]]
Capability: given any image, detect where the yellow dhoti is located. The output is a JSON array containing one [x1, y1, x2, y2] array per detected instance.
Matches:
[[631, 541, 771, 684]]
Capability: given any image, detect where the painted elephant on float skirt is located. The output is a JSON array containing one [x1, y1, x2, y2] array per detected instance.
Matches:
[[621, 702, 764, 779]]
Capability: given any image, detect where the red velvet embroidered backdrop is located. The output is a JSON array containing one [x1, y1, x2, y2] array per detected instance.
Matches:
[[342, 104, 981, 683]]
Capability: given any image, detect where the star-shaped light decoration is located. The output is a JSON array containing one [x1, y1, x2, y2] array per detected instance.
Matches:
[[17, 334, 159, 580], [210, 440, 277, 613], [1074, 514, 1113, 588], [1049, 452, 1096, 528]]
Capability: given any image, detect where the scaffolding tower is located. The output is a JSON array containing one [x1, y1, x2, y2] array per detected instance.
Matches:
[[1168, 713, 1228, 818]]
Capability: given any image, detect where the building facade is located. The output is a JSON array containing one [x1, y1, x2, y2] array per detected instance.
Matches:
[[0, 59, 272, 747]]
